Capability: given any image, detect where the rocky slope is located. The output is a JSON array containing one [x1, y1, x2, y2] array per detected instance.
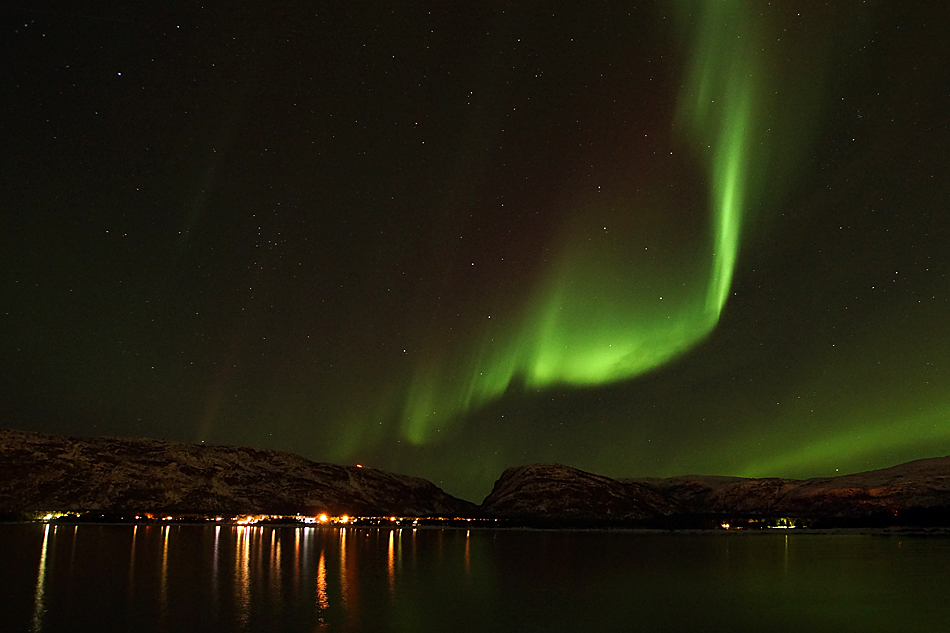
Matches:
[[631, 455, 950, 520], [480, 463, 678, 520], [0, 429, 475, 517], [481, 458, 950, 526]]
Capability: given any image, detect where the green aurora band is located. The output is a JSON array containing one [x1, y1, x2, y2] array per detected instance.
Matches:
[[398, 1, 795, 444]]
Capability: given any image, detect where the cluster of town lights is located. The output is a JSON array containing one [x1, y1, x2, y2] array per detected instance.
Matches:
[[35, 511, 805, 530], [228, 513, 353, 526], [32, 511, 494, 528], [720, 517, 801, 530]]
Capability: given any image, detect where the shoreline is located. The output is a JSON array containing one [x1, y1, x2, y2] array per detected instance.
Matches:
[[5, 518, 950, 537]]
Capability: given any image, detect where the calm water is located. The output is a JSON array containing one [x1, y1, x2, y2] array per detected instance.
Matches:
[[2, 523, 949, 632]]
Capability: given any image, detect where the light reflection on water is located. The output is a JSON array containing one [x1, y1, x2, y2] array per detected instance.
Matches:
[[465, 529, 471, 574], [339, 526, 348, 613], [160, 526, 169, 626], [387, 529, 396, 597], [235, 526, 250, 626], [6, 524, 950, 633], [128, 525, 138, 616], [316, 548, 328, 620], [211, 525, 219, 606], [30, 523, 50, 633]]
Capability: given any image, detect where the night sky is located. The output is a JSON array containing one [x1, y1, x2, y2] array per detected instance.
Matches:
[[3, 1, 949, 501]]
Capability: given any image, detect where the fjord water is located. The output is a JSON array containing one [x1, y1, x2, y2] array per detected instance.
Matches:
[[3, 524, 949, 632]]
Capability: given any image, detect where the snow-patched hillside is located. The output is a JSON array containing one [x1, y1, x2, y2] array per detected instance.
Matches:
[[0, 429, 475, 516], [478, 458, 950, 525]]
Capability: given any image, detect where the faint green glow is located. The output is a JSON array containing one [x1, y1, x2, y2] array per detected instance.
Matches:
[[735, 404, 950, 479], [400, 0, 768, 443]]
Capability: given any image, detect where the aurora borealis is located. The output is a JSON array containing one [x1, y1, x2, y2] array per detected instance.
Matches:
[[3, 1, 949, 500]]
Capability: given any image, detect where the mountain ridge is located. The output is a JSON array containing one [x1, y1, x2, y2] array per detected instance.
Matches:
[[0, 428, 475, 517], [3, 428, 950, 526]]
